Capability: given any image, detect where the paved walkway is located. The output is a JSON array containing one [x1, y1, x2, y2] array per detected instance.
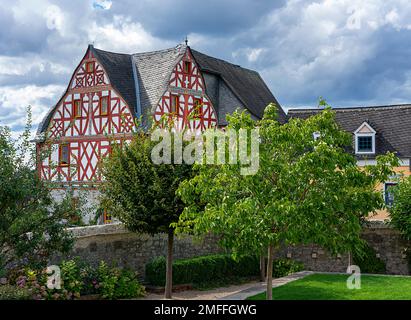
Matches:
[[141, 271, 313, 300]]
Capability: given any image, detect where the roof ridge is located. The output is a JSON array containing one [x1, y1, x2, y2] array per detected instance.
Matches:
[[93, 47, 131, 56], [288, 104, 411, 113], [191, 49, 258, 74], [132, 44, 185, 58]]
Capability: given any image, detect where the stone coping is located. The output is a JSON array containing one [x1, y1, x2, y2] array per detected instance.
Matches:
[[66, 220, 393, 239], [67, 223, 129, 238]]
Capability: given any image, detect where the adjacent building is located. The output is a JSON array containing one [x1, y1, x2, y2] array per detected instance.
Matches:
[[288, 104, 411, 220]]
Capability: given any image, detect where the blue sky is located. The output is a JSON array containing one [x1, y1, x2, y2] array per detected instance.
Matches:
[[2, 0, 411, 136]]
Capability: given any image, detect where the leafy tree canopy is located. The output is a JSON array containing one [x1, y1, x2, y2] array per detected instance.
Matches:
[[174, 101, 398, 299], [0, 108, 75, 270]]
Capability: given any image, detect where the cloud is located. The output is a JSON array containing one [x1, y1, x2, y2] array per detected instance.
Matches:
[[2, 0, 411, 136], [0, 84, 65, 136], [93, 0, 112, 10], [88, 15, 174, 53]]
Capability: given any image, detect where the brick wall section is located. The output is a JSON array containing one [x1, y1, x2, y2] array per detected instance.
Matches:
[[52, 222, 409, 279]]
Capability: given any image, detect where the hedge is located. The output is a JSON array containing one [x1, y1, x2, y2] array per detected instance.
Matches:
[[145, 254, 304, 286]]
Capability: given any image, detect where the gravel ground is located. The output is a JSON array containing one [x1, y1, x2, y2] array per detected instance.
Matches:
[[140, 280, 262, 300]]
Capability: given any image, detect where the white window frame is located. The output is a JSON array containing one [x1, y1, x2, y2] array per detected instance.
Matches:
[[354, 122, 376, 155]]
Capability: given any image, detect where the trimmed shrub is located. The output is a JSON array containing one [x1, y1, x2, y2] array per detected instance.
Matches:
[[353, 243, 386, 274], [145, 254, 304, 287]]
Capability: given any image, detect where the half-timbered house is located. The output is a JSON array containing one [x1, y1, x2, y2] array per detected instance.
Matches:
[[35, 43, 285, 224]]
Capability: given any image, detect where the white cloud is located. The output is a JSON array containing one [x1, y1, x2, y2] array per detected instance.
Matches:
[[0, 84, 64, 136], [93, 0, 112, 10], [44, 5, 64, 33], [88, 15, 173, 53]]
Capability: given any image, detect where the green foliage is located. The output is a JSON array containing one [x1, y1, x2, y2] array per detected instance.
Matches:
[[145, 254, 304, 287], [146, 254, 258, 286], [101, 129, 193, 235], [390, 176, 411, 241], [272, 259, 304, 278], [60, 260, 83, 297], [97, 261, 145, 299], [352, 243, 386, 274], [7, 260, 145, 300], [0, 285, 31, 300], [176, 101, 399, 258], [0, 108, 75, 270]]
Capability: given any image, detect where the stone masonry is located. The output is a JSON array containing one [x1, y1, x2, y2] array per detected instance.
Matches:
[[52, 221, 410, 281]]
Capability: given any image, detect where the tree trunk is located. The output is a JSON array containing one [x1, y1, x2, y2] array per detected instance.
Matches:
[[165, 229, 174, 299], [259, 252, 266, 282], [266, 244, 274, 300]]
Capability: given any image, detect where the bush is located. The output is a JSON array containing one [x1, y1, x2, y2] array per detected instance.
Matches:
[[145, 254, 304, 287], [97, 261, 145, 299], [7, 260, 145, 300], [0, 285, 31, 300], [272, 259, 304, 278], [353, 243, 386, 274]]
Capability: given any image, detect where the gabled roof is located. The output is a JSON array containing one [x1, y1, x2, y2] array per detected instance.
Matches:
[[132, 46, 185, 122], [191, 49, 287, 124], [37, 44, 284, 136], [92, 47, 136, 115], [288, 104, 411, 158]]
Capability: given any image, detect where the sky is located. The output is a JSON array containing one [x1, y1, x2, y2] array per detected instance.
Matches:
[[2, 0, 411, 136]]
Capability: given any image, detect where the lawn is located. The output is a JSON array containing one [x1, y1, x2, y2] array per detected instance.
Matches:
[[247, 273, 411, 300]]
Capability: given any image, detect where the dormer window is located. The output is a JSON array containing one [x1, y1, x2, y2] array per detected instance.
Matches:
[[354, 122, 376, 154]]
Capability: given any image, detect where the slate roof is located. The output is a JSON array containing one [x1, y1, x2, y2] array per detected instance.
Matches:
[[191, 49, 287, 123], [37, 44, 284, 135], [132, 46, 185, 121], [288, 105, 411, 158], [93, 47, 136, 115]]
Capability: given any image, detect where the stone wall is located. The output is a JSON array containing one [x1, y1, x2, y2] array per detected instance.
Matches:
[[275, 221, 410, 275], [53, 222, 409, 281], [51, 223, 224, 280]]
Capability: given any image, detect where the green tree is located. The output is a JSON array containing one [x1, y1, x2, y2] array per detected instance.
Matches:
[[101, 126, 193, 299], [0, 107, 75, 271], [389, 176, 411, 270], [390, 176, 411, 240], [175, 101, 398, 300]]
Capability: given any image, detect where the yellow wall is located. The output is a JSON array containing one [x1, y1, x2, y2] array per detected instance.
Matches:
[[368, 166, 411, 221]]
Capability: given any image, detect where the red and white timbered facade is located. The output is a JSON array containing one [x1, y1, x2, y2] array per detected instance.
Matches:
[[37, 48, 134, 185], [154, 49, 217, 131], [37, 46, 219, 186]]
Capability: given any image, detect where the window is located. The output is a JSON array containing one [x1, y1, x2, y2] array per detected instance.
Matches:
[[183, 61, 191, 74], [170, 95, 179, 113], [103, 209, 112, 224], [313, 132, 320, 140], [357, 136, 373, 152], [86, 61, 94, 73], [354, 122, 376, 154], [59, 144, 69, 166], [193, 98, 202, 118], [100, 96, 108, 115], [73, 100, 82, 118], [384, 182, 397, 207]]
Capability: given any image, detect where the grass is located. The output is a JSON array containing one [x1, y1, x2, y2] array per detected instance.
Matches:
[[247, 273, 411, 300]]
